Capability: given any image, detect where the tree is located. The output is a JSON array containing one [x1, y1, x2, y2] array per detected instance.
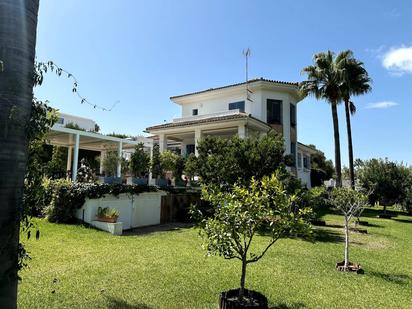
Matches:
[[192, 171, 311, 301], [129, 143, 150, 177], [0, 1, 40, 306], [357, 158, 412, 213], [300, 51, 346, 187], [184, 153, 198, 181], [196, 131, 287, 188], [102, 149, 121, 177], [337, 52, 372, 188], [307, 144, 335, 187], [151, 144, 162, 179], [48, 146, 68, 177], [330, 188, 368, 270], [160, 150, 179, 177]]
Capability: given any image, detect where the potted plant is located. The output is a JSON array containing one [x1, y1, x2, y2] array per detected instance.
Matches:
[[96, 207, 120, 223], [130, 142, 150, 185], [191, 171, 311, 308]]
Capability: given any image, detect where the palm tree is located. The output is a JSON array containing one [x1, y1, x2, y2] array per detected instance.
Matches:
[[300, 51, 345, 187], [338, 53, 372, 188], [0, 1, 40, 308]]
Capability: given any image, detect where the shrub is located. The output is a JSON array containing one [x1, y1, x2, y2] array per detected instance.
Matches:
[[184, 153, 198, 181], [160, 150, 179, 176], [151, 144, 162, 179], [102, 148, 121, 177]]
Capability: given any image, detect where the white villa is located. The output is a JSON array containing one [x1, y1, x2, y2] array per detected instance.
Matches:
[[146, 78, 316, 187]]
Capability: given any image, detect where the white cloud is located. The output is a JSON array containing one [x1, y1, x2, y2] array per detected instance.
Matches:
[[382, 46, 412, 75], [366, 101, 399, 109]]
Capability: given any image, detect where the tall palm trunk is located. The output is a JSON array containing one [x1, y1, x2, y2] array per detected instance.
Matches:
[[344, 100, 355, 189], [0, 1, 40, 308], [331, 102, 342, 187]]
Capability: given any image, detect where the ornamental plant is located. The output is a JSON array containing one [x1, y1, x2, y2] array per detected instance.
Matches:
[[129, 143, 150, 177], [330, 188, 368, 270], [192, 171, 311, 302]]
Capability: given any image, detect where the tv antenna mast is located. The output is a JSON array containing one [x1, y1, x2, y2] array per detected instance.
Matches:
[[243, 48, 253, 102]]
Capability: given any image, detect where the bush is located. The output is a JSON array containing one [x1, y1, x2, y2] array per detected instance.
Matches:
[[44, 182, 158, 223], [130, 143, 150, 177]]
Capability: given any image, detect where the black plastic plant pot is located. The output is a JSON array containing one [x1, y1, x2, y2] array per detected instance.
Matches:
[[218, 289, 268, 309]]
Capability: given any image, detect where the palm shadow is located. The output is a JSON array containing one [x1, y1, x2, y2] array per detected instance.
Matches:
[[270, 302, 306, 309], [367, 272, 411, 285], [105, 296, 153, 309], [122, 223, 193, 236]]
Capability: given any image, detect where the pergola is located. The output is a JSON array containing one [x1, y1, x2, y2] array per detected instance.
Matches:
[[47, 125, 153, 181]]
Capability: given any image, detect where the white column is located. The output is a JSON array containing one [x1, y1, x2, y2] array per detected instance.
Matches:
[[66, 146, 73, 180], [99, 150, 105, 174], [238, 124, 246, 139], [195, 128, 202, 157], [181, 141, 187, 158], [117, 141, 122, 177], [158, 133, 167, 153], [72, 134, 80, 181]]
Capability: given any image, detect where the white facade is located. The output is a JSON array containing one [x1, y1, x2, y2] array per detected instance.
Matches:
[[147, 78, 317, 186], [56, 112, 97, 131]]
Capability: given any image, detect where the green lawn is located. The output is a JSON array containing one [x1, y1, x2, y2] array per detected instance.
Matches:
[[18, 209, 411, 308]]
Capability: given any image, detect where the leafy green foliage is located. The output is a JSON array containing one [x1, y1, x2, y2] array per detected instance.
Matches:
[[45, 182, 157, 223], [300, 186, 331, 220], [76, 158, 96, 183], [160, 150, 179, 175], [174, 156, 186, 180], [196, 131, 287, 188], [307, 144, 335, 186], [357, 158, 412, 210], [102, 148, 121, 177], [107, 132, 130, 139], [129, 143, 150, 177], [97, 207, 119, 219], [47, 146, 67, 177], [64, 122, 85, 131], [184, 153, 198, 181], [192, 171, 311, 299], [151, 144, 162, 179]]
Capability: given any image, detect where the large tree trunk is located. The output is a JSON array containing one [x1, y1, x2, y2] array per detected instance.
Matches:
[[344, 100, 355, 189], [331, 103, 342, 187], [344, 217, 350, 269], [239, 257, 247, 300], [0, 1, 40, 308]]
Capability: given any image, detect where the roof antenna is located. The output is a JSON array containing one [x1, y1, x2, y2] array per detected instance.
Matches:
[[243, 48, 253, 102]]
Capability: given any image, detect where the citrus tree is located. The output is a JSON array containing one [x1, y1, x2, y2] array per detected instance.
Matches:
[[192, 171, 311, 301]]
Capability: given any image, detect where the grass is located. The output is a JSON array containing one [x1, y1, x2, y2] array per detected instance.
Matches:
[[18, 208, 412, 308]]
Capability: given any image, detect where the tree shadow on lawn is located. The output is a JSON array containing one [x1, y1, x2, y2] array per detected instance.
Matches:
[[367, 272, 411, 285], [392, 218, 412, 224], [311, 227, 344, 243], [122, 222, 194, 236], [270, 302, 306, 309], [105, 296, 153, 309]]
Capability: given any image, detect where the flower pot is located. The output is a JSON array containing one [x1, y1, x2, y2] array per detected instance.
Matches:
[[218, 289, 268, 309], [97, 216, 118, 223]]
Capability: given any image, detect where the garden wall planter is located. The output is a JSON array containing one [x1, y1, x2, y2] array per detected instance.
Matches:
[[218, 289, 268, 309], [96, 216, 118, 223]]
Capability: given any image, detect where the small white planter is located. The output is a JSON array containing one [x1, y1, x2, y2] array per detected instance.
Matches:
[[90, 220, 123, 235]]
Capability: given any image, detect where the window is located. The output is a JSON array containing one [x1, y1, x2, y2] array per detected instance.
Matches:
[[186, 144, 195, 155], [291, 142, 296, 166], [228, 101, 245, 113], [290, 103, 296, 127], [192, 109, 198, 116], [297, 152, 302, 168], [267, 99, 282, 124], [57, 117, 64, 125], [303, 155, 309, 169]]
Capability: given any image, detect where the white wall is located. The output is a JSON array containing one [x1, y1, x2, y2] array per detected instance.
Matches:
[[56, 112, 96, 131], [75, 191, 167, 231]]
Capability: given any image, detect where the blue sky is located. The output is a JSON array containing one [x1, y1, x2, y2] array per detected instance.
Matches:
[[34, 0, 412, 166]]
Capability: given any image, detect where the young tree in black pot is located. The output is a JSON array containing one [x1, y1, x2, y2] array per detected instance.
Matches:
[[192, 171, 311, 308]]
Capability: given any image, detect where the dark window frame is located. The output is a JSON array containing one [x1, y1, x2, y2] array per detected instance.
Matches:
[[192, 109, 198, 116], [228, 101, 245, 113], [267, 99, 282, 124], [290, 103, 296, 127]]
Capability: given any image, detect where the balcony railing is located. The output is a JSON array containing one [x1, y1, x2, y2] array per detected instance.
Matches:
[[172, 109, 242, 123]]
